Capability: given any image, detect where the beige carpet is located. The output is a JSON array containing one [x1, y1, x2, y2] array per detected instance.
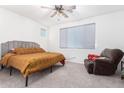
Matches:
[[0, 62, 124, 88]]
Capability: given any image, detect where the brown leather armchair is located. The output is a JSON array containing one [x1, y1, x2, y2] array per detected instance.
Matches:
[[84, 48, 123, 75]]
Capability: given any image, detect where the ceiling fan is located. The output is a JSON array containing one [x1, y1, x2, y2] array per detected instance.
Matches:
[[41, 5, 76, 18]]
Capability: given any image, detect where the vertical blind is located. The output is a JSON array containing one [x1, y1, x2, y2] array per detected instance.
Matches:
[[60, 23, 95, 49]]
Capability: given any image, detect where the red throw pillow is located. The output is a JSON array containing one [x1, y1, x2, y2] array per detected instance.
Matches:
[[88, 54, 100, 61]]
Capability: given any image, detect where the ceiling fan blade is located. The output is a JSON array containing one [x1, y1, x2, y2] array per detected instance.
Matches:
[[63, 5, 76, 9], [50, 11, 57, 17], [71, 5, 76, 9], [41, 6, 55, 10], [60, 11, 68, 18], [65, 9, 73, 13], [62, 5, 76, 13]]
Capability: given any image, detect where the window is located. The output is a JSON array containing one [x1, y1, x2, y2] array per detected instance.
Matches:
[[40, 28, 47, 37], [60, 23, 95, 49]]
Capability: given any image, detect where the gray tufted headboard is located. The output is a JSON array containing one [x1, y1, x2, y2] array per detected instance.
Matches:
[[1, 40, 40, 57]]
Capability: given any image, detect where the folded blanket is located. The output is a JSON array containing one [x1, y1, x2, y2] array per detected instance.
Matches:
[[88, 54, 100, 61]]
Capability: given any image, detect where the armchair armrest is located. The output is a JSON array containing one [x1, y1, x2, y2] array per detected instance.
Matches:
[[94, 58, 113, 68], [93, 57, 115, 75], [95, 57, 112, 63]]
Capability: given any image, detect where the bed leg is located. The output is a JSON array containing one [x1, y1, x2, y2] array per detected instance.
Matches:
[[1, 64, 4, 70], [60, 60, 65, 66], [50, 66, 53, 73], [10, 67, 12, 76], [25, 76, 28, 87]]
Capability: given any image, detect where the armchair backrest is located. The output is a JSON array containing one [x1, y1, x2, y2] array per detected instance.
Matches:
[[100, 48, 123, 66]]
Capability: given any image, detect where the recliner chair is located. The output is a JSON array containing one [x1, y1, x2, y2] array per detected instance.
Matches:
[[84, 48, 123, 75]]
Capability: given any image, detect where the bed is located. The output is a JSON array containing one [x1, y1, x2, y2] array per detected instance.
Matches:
[[0, 41, 65, 87]]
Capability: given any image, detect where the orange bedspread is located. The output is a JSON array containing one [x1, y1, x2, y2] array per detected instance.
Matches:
[[1, 52, 65, 77]]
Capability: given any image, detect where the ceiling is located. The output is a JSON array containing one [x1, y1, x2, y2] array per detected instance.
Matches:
[[1, 5, 124, 27]]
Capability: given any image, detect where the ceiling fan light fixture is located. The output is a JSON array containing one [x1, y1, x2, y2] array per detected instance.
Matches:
[[41, 5, 76, 18]]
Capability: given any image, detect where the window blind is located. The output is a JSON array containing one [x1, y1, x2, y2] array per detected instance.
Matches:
[[60, 23, 95, 49]]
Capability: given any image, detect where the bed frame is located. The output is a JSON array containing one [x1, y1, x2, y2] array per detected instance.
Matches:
[[0, 40, 65, 87], [1, 41, 41, 87]]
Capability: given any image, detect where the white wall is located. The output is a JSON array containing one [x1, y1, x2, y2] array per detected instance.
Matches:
[[48, 11, 124, 63], [1, 8, 124, 63], [0, 8, 48, 50]]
